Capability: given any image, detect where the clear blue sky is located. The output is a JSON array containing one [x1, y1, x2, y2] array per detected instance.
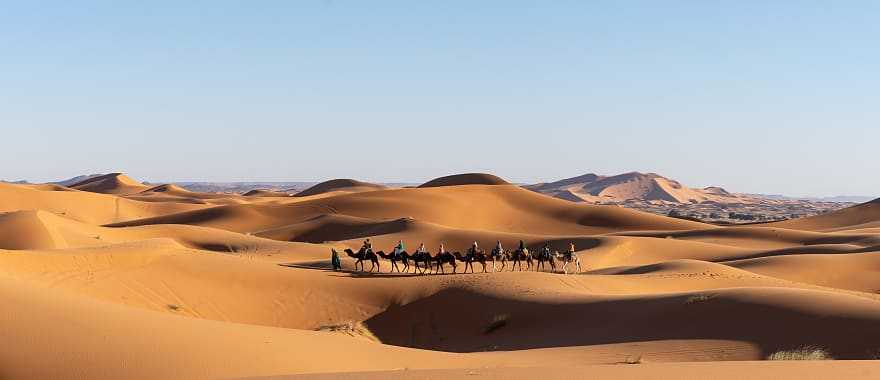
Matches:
[[2, 1, 877, 197]]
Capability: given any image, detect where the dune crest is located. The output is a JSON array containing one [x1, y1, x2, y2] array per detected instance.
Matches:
[[418, 173, 509, 188], [68, 172, 150, 195], [294, 178, 387, 197]]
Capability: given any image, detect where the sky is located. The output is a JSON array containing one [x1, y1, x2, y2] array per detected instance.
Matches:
[[1, 1, 878, 197]]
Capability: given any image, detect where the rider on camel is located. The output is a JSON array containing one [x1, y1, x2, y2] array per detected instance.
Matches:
[[518, 239, 527, 253], [468, 241, 480, 258], [392, 240, 406, 260], [361, 238, 373, 255], [541, 242, 552, 259], [494, 240, 502, 255]]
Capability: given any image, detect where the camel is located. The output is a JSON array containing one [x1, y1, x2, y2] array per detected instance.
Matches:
[[555, 250, 581, 274], [509, 248, 533, 271], [430, 251, 457, 274], [453, 250, 487, 273], [343, 248, 380, 272], [403, 251, 432, 274], [376, 250, 408, 273], [488, 247, 508, 272], [533, 248, 557, 272]]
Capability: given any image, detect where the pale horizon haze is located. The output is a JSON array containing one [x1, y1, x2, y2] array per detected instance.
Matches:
[[2, 2, 878, 198]]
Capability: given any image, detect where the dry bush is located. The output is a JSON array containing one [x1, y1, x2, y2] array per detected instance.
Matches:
[[684, 294, 713, 304], [624, 354, 643, 364], [317, 321, 380, 343], [484, 314, 509, 335], [767, 346, 832, 360]]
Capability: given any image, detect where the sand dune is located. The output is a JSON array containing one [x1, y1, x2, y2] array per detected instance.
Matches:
[[1, 173, 879, 378], [111, 184, 709, 237], [0, 181, 206, 224], [418, 173, 509, 187], [526, 172, 749, 204], [769, 198, 880, 232], [68, 172, 151, 195], [295, 179, 387, 197], [245, 189, 294, 197]]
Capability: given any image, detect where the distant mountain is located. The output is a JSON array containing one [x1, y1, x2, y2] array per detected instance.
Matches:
[[526, 172, 751, 204], [527, 172, 873, 206]]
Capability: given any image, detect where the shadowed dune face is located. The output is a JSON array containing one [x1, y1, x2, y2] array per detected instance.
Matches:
[[0, 177, 879, 378], [418, 173, 509, 188], [68, 173, 150, 195], [109, 184, 710, 236], [294, 179, 387, 197]]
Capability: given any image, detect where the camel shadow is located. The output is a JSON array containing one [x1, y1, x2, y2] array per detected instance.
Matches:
[[336, 271, 425, 279], [278, 262, 337, 271], [278, 262, 428, 278]]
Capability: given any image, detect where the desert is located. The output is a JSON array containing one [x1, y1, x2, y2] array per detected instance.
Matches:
[[5, 2, 879, 378], [1, 172, 879, 379]]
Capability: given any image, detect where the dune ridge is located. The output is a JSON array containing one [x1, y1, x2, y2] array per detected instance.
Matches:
[[295, 179, 387, 197]]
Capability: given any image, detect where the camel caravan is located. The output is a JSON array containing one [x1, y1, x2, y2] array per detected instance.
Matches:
[[331, 239, 582, 275]]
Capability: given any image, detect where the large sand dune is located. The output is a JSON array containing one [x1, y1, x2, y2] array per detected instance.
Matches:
[[0, 174, 878, 378], [526, 171, 748, 203]]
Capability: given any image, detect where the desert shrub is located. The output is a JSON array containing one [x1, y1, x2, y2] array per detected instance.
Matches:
[[317, 321, 380, 342], [624, 354, 643, 364], [684, 294, 713, 304], [484, 314, 509, 335], [767, 346, 832, 360]]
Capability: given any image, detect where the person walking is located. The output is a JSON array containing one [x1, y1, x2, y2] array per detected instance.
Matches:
[[330, 249, 342, 271]]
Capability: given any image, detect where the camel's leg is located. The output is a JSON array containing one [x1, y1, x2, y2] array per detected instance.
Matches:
[[576, 259, 581, 273], [562, 262, 569, 274]]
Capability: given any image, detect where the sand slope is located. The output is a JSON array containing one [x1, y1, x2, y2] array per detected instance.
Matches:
[[295, 179, 387, 197], [769, 198, 880, 232], [68, 172, 150, 195]]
